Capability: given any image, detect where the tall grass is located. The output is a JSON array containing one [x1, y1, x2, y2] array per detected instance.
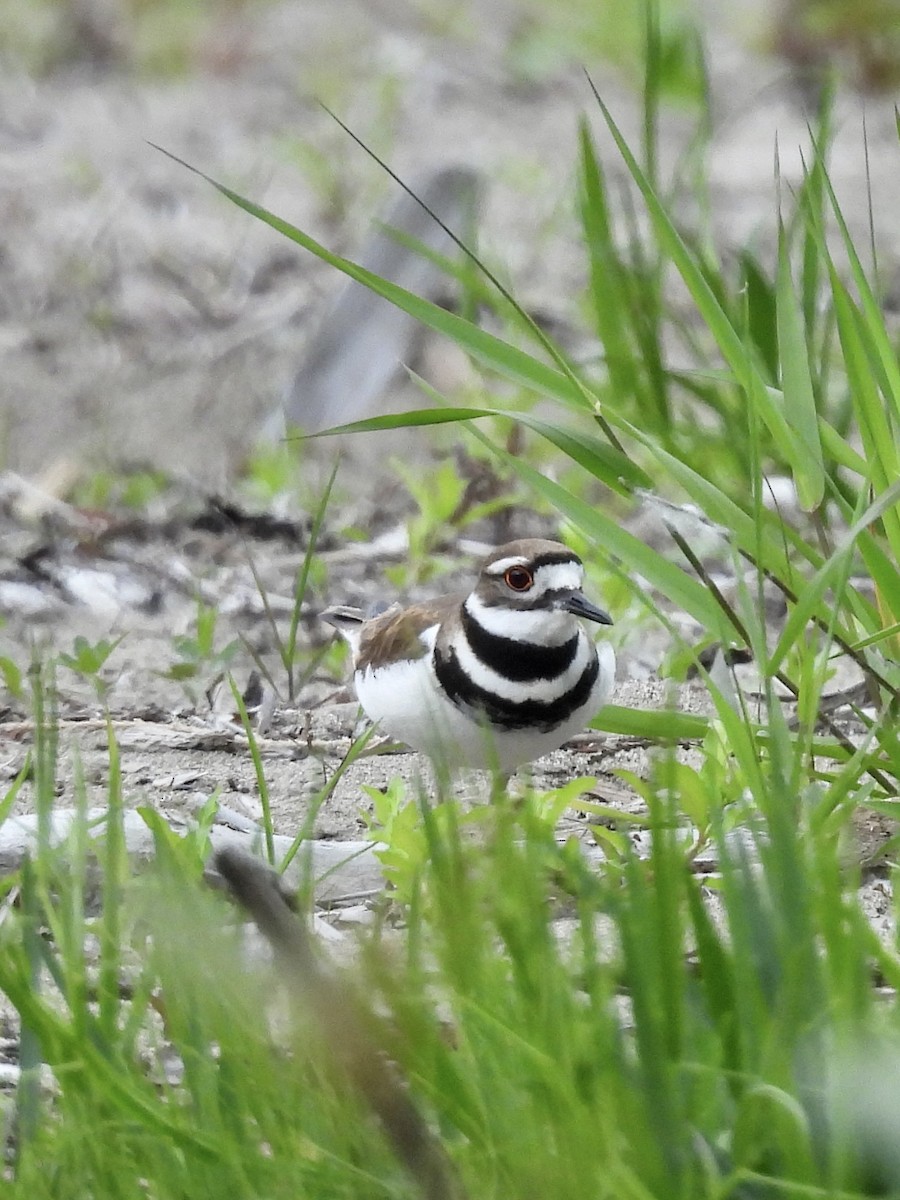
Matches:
[[3, 21, 900, 1199]]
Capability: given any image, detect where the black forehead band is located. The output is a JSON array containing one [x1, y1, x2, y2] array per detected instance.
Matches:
[[532, 551, 581, 570]]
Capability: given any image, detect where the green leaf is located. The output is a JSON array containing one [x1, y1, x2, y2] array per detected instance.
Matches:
[[516, 411, 652, 493], [817, 141, 900, 427], [733, 1082, 816, 1181], [591, 704, 708, 741], [0, 655, 23, 698], [776, 223, 824, 509], [857, 528, 900, 626], [818, 416, 869, 475], [310, 398, 649, 495], [852, 621, 900, 652], [740, 251, 778, 381], [579, 121, 643, 410], [830, 272, 900, 557]]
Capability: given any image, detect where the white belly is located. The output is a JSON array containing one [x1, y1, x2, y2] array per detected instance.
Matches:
[[354, 641, 615, 774]]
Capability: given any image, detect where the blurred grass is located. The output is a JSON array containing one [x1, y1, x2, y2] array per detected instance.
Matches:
[[4, 0, 900, 93], [3, 693, 900, 1196], [507, 0, 705, 99], [0, 0, 265, 75], [772, 0, 900, 91]]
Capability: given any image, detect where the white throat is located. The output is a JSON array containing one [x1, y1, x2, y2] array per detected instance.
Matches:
[[464, 593, 577, 645]]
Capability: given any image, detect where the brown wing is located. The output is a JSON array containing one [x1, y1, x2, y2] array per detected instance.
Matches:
[[357, 596, 462, 672]]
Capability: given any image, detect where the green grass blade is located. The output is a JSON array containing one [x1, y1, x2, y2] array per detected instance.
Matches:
[[775, 220, 824, 509], [817, 417, 869, 474], [514, 413, 651, 493], [229, 676, 275, 865], [592, 704, 708, 740], [98, 718, 125, 1042], [308, 400, 648, 495], [856, 527, 900, 627], [816, 138, 900, 427], [830, 271, 900, 557], [285, 456, 340, 699], [768, 481, 900, 674], [579, 120, 646, 415], [154, 147, 590, 412], [588, 84, 816, 499], [741, 252, 779, 381]]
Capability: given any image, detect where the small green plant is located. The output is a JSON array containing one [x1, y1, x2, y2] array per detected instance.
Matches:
[[772, 0, 900, 90], [362, 777, 423, 902], [507, 0, 706, 103], [161, 597, 239, 704], [241, 459, 339, 702], [69, 468, 171, 512], [139, 791, 221, 882], [57, 634, 125, 702], [361, 778, 491, 905], [317, 634, 350, 681], [384, 458, 466, 588], [385, 455, 517, 588], [0, 647, 24, 701], [238, 441, 307, 509]]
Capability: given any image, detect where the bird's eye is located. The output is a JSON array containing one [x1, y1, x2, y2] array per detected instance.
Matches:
[[503, 566, 534, 592]]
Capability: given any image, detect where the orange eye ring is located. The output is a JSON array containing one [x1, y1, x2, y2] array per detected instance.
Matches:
[[503, 565, 534, 592]]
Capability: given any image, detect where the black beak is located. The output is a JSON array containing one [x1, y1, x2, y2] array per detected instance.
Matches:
[[564, 591, 614, 626]]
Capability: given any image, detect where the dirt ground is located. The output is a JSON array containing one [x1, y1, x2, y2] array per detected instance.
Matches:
[[4, 0, 900, 481], [1, 0, 898, 868]]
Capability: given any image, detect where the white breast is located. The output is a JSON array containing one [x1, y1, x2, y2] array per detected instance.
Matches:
[[354, 630, 616, 774]]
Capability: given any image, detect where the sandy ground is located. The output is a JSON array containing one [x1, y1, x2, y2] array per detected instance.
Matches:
[[3, 0, 900, 482]]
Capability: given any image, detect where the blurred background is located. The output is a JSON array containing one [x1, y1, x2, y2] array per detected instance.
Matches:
[[1, 0, 899, 488]]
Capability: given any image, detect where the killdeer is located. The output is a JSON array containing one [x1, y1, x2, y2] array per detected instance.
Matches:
[[321, 539, 615, 773]]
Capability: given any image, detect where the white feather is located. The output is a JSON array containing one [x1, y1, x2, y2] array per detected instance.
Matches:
[[464, 593, 574, 644]]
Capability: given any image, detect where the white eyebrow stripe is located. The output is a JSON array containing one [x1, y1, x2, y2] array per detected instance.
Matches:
[[534, 563, 583, 591], [485, 555, 530, 575]]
